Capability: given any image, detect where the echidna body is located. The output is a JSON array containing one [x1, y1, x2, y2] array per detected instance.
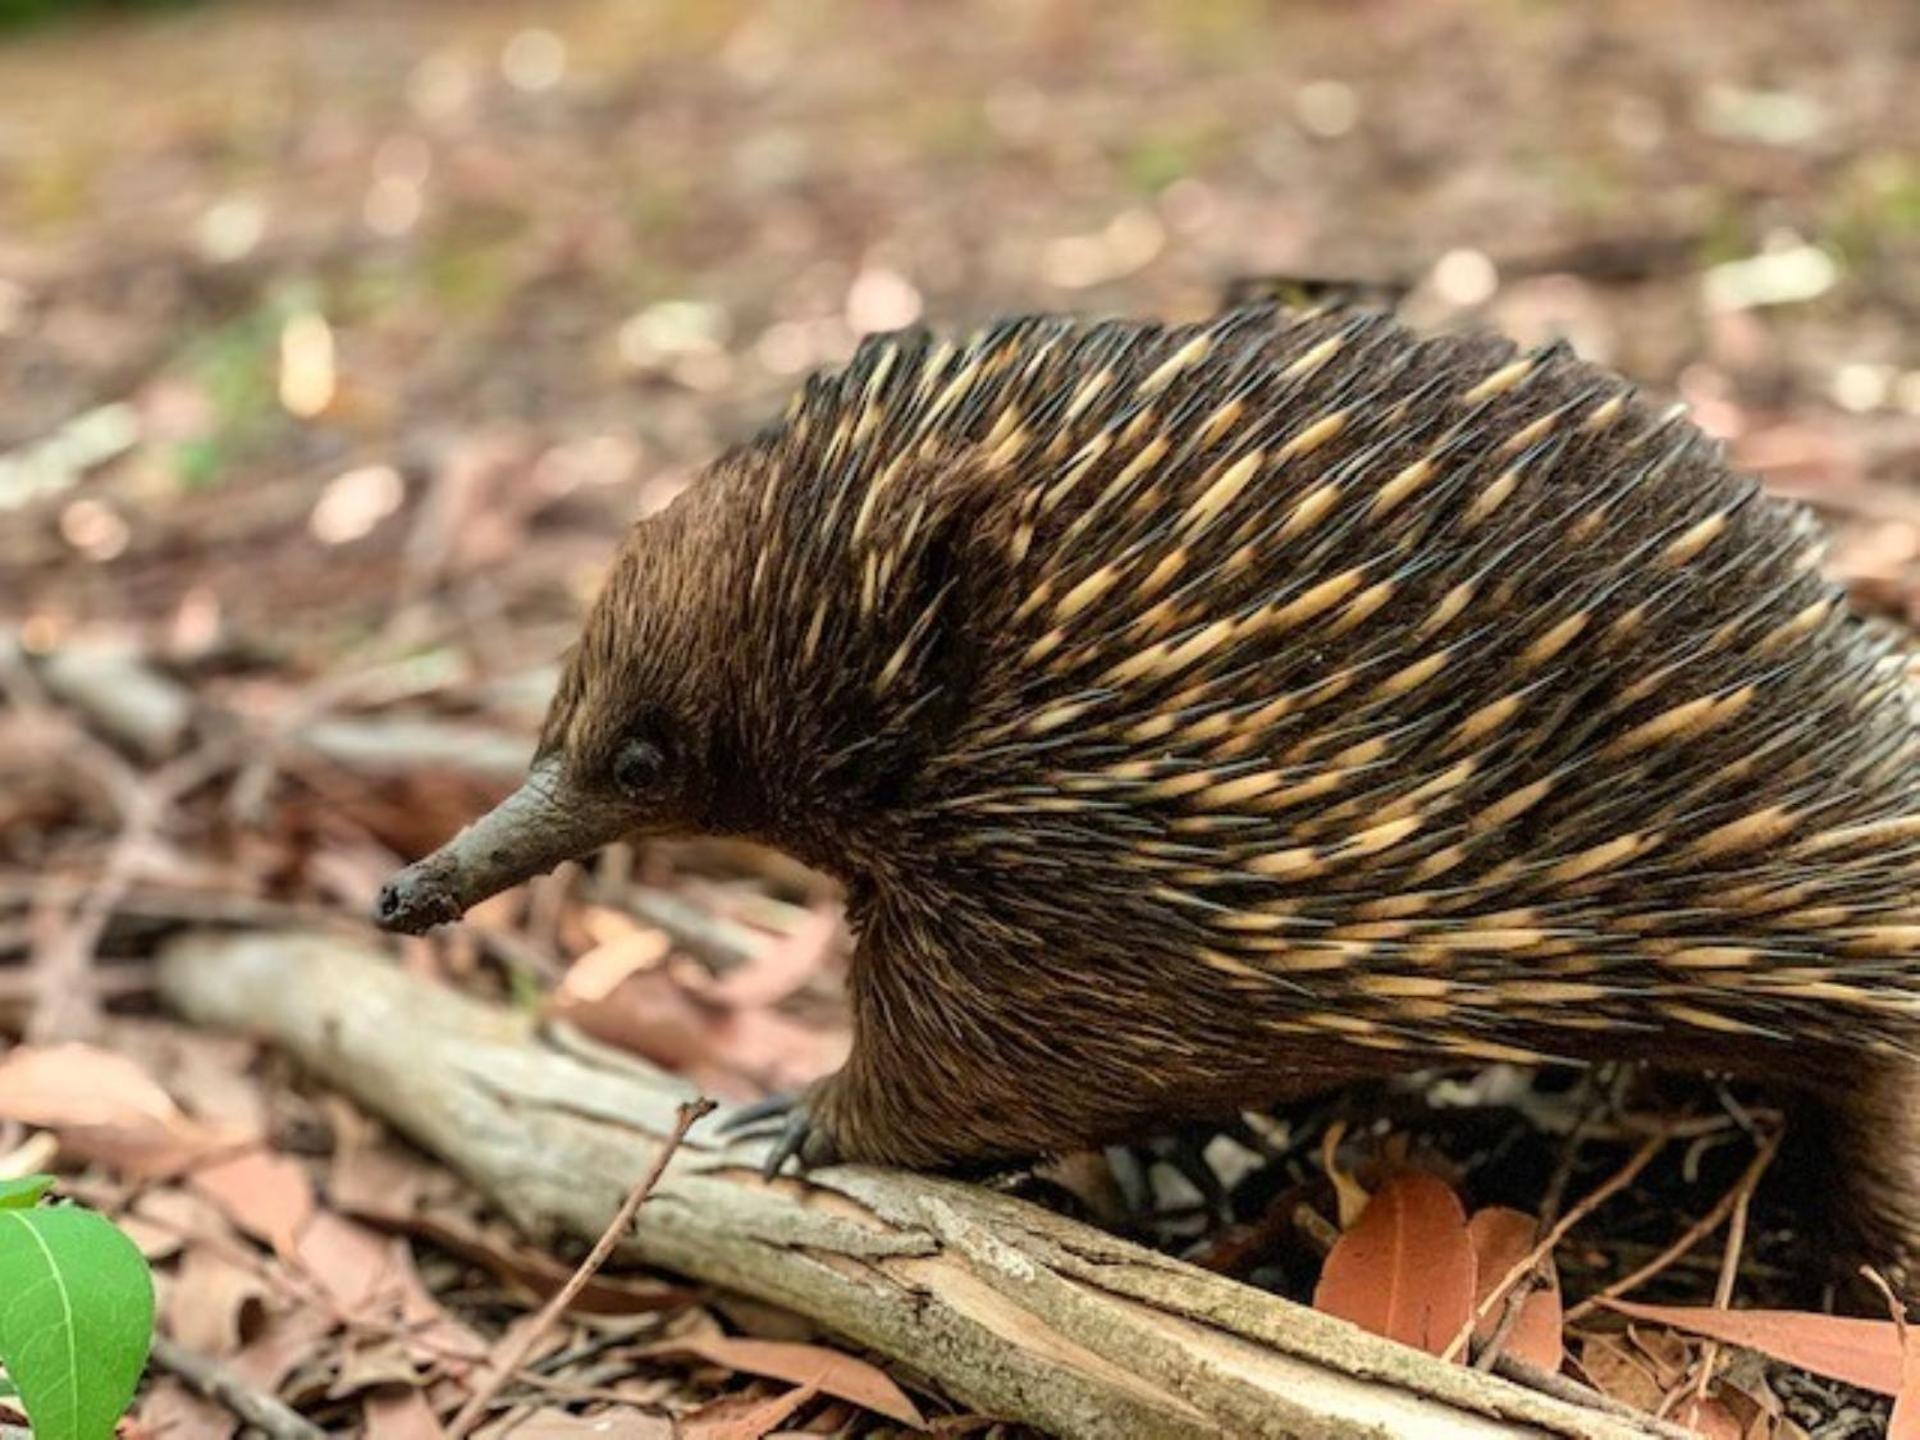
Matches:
[[378, 305, 1920, 1268]]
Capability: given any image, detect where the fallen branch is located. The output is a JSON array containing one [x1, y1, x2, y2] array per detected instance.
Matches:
[[159, 930, 1678, 1440]]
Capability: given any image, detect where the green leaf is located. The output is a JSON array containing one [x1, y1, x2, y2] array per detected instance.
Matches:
[[0, 1175, 55, 1210], [0, 1206, 154, 1440]]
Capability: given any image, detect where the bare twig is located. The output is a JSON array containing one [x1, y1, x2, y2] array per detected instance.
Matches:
[[1861, 1265, 1911, 1343], [150, 1333, 327, 1440], [1670, 1128, 1765, 1413], [1565, 1124, 1783, 1324], [1472, 1271, 1543, 1372], [1443, 1127, 1673, 1363], [27, 737, 237, 1041], [1488, 1356, 1694, 1440], [445, 1096, 715, 1437]]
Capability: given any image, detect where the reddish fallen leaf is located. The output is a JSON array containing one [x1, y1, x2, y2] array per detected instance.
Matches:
[[1604, 1300, 1903, 1396], [1896, 1386, 1920, 1439], [681, 1384, 821, 1440], [163, 1247, 271, 1356], [363, 1386, 447, 1440], [642, 1337, 923, 1427], [1877, 1282, 1920, 1439], [0, 1042, 244, 1177], [1465, 1206, 1563, 1370], [1311, 1171, 1477, 1357], [191, 1145, 316, 1261]]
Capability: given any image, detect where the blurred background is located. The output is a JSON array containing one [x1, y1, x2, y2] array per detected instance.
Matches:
[[0, 1, 1917, 1429]]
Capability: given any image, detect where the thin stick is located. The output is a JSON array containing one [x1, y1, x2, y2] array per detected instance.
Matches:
[[1488, 1354, 1694, 1439], [445, 1097, 714, 1437], [1441, 1126, 1672, 1363], [1679, 1131, 1762, 1409], [150, 1333, 327, 1440], [1565, 1124, 1782, 1323], [27, 737, 237, 1042], [1470, 1271, 1540, 1372]]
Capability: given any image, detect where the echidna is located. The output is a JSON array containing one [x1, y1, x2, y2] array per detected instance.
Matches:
[[376, 303, 1920, 1272]]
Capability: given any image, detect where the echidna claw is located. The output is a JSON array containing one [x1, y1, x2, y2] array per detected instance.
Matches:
[[721, 1090, 838, 1177], [718, 1093, 795, 1137], [764, 1108, 815, 1179]]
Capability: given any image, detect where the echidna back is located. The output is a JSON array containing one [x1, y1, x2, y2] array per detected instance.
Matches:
[[757, 305, 1920, 1065]]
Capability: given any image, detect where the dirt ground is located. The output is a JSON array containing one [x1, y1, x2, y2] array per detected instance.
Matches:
[[2, 1, 1918, 1436]]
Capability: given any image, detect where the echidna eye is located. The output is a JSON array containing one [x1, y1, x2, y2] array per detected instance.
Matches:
[[612, 736, 667, 797]]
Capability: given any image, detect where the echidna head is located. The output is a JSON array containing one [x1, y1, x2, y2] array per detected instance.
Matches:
[[373, 434, 958, 934], [375, 479, 759, 934]]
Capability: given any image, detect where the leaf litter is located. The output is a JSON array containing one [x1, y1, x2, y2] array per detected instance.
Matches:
[[1, 0, 1915, 1436]]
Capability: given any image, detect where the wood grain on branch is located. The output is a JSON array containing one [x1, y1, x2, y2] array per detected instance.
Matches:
[[158, 930, 1675, 1440]]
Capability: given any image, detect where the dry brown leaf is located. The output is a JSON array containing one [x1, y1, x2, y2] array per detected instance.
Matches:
[[328, 1122, 438, 1217], [510, 1414, 675, 1439], [390, 1235, 490, 1372], [296, 1208, 399, 1317], [1605, 1300, 1903, 1397], [0, 1042, 243, 1177], [707, 1008, 849, 1094], [1577, 1334, 1665, 1413], [1311, 1171, 1476, 1357], [229, 1306, 341, 1396], [548, 962, 845, 1097], [642, 1337, 923, 1427], [681, 1384, 821, 1440], [557, 926, 674, 1003], [1319, 1121, 1369, 1229], [1628, 1322, 1692, 1389], [118, 1209, 190, 1262], [1672, 1396, 1745, 1439], [331, 1338, 426, 1398], [1465, 1206, 1563, 1370], [191, 1144, 316, 1261], [335, 1183, 687, 1315], [692, 905, 841, 1008], [131, 1375, 238, 1440], [547, 964, 719, 1072], [163, 1247, 271, 1356], [363, 1386, 448, 1440]]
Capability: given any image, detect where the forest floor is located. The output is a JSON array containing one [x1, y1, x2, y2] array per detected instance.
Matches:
[[2, 1, 1917, 1435]]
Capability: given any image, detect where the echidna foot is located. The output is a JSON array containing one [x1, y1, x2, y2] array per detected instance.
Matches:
[[719, 1088, 841, 1177]]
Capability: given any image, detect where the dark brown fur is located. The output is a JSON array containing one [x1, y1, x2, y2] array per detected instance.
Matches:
[[535, 305, 1920, 1269]]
